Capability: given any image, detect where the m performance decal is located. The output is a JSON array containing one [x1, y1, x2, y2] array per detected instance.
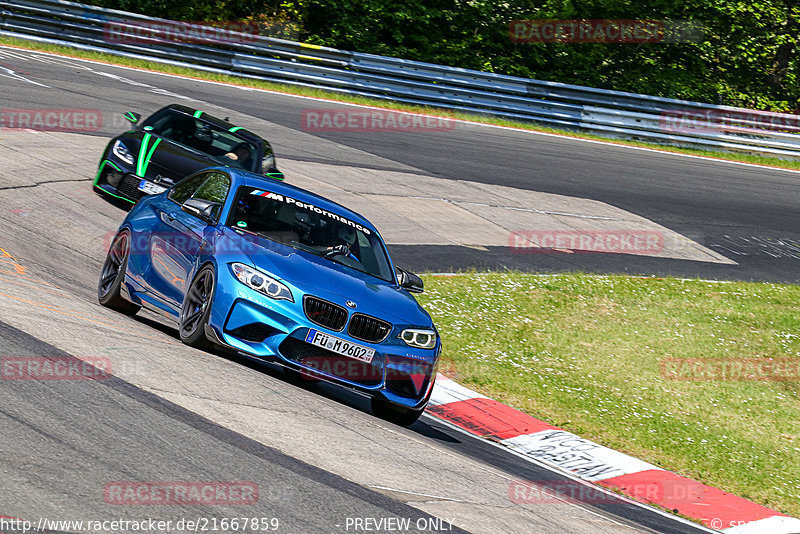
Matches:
[[250, 189, 371, 235]]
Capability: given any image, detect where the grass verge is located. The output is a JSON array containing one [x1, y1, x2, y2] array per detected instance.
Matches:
[[2, 34, 800, 172], [418, 272, 800, 517]]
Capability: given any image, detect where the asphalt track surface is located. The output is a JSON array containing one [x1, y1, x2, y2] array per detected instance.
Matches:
[[0, 45, 777, 533]]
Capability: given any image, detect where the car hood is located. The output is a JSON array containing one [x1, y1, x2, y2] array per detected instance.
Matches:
[[220, 227, 433, 326]]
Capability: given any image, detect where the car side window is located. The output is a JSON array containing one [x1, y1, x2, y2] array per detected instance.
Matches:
[[168, 173, 208, 205], [192, 172, 231, 204], [141, 109, 179, 135], [190, 171, 231, 221]]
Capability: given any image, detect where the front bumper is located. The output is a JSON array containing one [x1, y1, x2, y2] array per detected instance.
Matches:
[[207, 265, 439, 410], [93, 159, 167, 204]]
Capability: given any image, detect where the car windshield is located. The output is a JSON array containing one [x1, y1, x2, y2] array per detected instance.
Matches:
[[227, 186, 394, 282], [142, 109, 258, 172]]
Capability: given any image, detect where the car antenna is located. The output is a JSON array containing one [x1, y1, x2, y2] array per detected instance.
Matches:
[[224, 117, 230, 122]]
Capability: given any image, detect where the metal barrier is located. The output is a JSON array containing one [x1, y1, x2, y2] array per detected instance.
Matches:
[[2, 0, 800, 159]]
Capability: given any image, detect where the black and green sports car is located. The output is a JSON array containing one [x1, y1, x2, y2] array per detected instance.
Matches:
[[93, 104, 283, 205]]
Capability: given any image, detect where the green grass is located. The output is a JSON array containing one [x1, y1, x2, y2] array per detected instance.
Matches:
[[418, 272, 800, 517], [3, 34, 800, 172]]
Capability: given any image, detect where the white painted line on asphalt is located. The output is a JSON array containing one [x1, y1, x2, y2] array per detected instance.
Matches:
[[0, 65, 49, 87], [366, 485, 462, 502], [0, 48, 30, 60], [406, 196, 622, 220]]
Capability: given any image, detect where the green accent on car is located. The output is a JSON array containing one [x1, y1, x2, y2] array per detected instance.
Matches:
[[125, 111, 138, 123], [236, 221, 248, 228], [143, 138, 161, 176], [92, 159, 135, 204], [92, 159, 123, 187], [193, 110, 203, 118], [96, 185, 136, 204], [136, 134, 150, 176], [264, 172, 285, 181], [136, 133, 162, 178], [228, 126, 243, 133]]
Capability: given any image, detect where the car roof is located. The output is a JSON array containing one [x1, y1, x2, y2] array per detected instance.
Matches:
[[161, 104, 264, 146], [221, 167, 380, 235]]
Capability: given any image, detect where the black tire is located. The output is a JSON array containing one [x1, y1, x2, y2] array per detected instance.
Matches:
[[98, 230, 141, 315], [179, 265, 216, 350], [371, 397, 424, 426]]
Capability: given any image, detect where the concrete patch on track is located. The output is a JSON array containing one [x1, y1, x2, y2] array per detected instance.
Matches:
[[283, 160, 734, 264], [0, 130, 106, 190], [0, 131, 731, 268], [0, 131, 122, 295]]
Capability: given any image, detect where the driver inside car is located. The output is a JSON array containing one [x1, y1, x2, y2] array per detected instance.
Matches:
[[225, 142, 253, 170], [325, 226, 361, 262]]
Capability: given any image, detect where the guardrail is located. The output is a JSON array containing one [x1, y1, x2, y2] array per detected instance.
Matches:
[[2, 0, 800, 159]]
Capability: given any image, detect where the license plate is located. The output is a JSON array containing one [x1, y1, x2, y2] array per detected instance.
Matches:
[[138, 180, 168, 195], [305, 329, 375, 363]]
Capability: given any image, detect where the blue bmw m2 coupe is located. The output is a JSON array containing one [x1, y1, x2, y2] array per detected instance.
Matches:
[[98, 167, 439, 425]]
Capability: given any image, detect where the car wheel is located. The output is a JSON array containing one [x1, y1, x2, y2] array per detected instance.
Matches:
[[98, 230, 141, 316], [371, 397, 424, 426], [179, 265, 216, 350]]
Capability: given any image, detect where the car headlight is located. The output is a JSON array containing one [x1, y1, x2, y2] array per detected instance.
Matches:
[[231, 263, 293, 302], [112, 139, 135, 165], [399, 329, 437, 349]]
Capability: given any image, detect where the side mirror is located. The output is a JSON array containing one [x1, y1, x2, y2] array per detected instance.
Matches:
[[396, 267, 424, 293], [182, 198, 221, 225], [124, 111, 141, 124], [262, 154, 282, 178]]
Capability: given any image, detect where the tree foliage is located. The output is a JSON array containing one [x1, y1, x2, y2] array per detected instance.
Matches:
[[89, 1, 800, 110]]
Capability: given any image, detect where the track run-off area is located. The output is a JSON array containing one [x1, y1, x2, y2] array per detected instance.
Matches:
[[1, 45, 798, 534]]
